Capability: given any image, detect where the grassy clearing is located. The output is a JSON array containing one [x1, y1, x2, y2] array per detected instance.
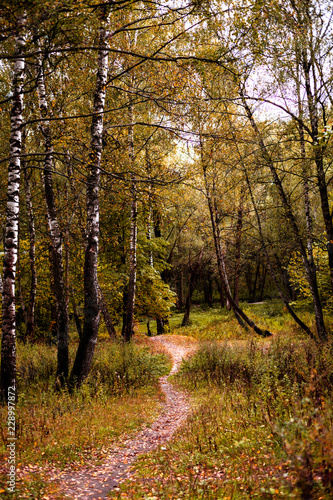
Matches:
[[165, 300, 317, 341], [109, 332, 333, 499], [0, 335, 171, 499]]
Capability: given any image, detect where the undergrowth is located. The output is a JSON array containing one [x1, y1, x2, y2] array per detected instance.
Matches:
[[0, 336, 171, 498], [167, 301, 315, 341], [110, 335, 333, 499]]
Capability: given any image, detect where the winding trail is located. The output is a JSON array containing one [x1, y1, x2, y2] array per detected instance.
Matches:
[[49, 335, 197, 499]]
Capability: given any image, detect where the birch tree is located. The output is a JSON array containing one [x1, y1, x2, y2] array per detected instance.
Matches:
[[70, 6, 110, 388], [0, 12, 26, 402], [35, 52, 69, 381]]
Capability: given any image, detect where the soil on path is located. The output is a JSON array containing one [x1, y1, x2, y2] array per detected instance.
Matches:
[[47, 335, 197, 500]]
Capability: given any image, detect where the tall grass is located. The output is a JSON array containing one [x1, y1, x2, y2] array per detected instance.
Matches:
[[110, 336, 333, 499], [0, 336, 171, 500], [167, 300, 316, 341]]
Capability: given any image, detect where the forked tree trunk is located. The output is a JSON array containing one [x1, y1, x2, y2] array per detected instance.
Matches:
[[70, 12, 109, 387], [36, 53, 69, 382], [243, 165, 314, 338], [1, 14, 26, 402], [122, 105, 138, 342], [201, 143, 271, 337], [296, 51, 319, 312], [301, 52, 333, 292], [241, 91, 327, 341]]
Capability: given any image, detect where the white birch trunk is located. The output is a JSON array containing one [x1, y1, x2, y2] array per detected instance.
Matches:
[[70, 13, 109, 387], [36, 53, 69, 381], [1, 14, 26, 401]]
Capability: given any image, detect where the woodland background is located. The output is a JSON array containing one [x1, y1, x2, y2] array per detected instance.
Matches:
[[1, 1, 333, 498], [0, 0, 333, 391], [1, 0, 333, 394]]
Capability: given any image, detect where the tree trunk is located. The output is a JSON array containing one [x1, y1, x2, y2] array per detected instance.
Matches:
[[243, 166, 314, 338], [153, 207, 170, 332], [241, 92, 325, 340], [36, 52, 69, 382], [181, 251, 203, 327], [71, 286, 82, 339], [98, 283, 117, 339], [301, 52, 333, 292], [17, 224, 27, 327], [156, 318, 164, 335], [1, 13, 26, 402], [296, 51, 322, 319], [258, 265, 267, 302], [23, 153, 37, 342], [203, 274, 213, 307], [201, 142, 271, 337], [122, 105, 138, 342], [146, 148, 154, 268], [215, 277, 225, 308], [234, 191, 244, 306], [70, 12, 109, 388], [250, 261, 260, 302]]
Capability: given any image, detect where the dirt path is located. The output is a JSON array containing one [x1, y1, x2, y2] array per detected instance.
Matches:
[[47, 335, 197, 500]]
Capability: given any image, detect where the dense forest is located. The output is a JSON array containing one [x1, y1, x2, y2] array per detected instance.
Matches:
[[0, 1, 333, 498]]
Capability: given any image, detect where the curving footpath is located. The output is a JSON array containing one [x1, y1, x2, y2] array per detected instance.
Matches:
[[49, 335, 197, 500]]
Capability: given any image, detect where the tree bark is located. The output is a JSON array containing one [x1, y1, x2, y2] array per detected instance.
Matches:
[[23, 154, 37, 342], [122, 105, 138, 342], [1, 13, 26, 402], [70, 11, 109, 387], [36, 52, 69, 382]]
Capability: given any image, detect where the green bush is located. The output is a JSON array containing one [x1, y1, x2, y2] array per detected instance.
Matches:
[[15, 340, 169, 396], [88, 341, 169, 395], [178, 341, 258, 387], [178, 337, 333, 396]]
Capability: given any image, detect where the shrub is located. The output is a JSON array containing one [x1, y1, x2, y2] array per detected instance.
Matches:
[[15, 339, 169, 396], [177, 337, 333, 498], [88, 341, 169, 395]]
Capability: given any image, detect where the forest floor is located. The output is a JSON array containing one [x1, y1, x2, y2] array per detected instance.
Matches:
[[21, 335, 198, 500]]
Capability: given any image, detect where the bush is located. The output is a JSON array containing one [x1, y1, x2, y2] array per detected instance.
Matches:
[[88, 341, 169, 395], [15, 339, 170, 396], [177, 337, 333, 498], [178, 340, 261, 388]]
